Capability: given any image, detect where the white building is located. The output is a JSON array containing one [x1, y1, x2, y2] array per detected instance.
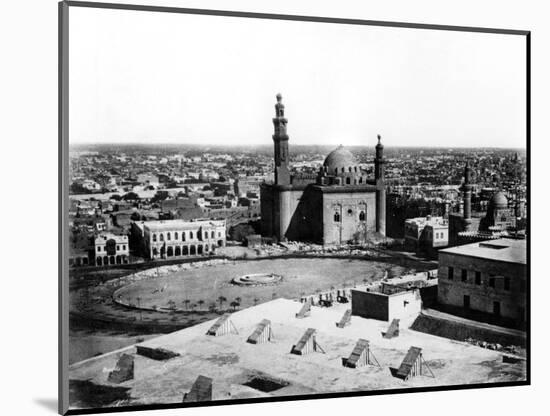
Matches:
[[137, 219, 226, 260], [95, 233, 129, 266], [404, 215, 449, 253]]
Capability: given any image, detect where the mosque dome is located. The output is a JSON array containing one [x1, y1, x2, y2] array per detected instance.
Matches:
[[323, 145, 358, 174], [489, 191, 508, 209]]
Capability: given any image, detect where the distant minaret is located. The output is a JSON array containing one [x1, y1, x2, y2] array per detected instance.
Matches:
[[272, 93, 290, 185], [462, 161, 473, 222], [374, 135, 386, 235]]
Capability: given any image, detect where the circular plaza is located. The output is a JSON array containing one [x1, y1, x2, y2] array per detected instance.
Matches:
[[113, 257, 415, 312]]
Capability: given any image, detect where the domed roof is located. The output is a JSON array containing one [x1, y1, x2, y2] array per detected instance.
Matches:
[[323, 145, 358, 172], [489, 191, 508, 209]]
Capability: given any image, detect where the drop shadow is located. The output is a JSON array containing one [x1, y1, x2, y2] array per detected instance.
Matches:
[[33, 398, 58, 413]]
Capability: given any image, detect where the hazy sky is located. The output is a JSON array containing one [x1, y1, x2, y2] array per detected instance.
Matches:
[[69, 7, 526, 148]]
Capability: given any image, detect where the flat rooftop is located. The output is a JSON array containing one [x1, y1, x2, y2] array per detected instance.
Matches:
[[142, 219, 225, 231], [439, 238, 526, 264], [69, 299, 525, 410]]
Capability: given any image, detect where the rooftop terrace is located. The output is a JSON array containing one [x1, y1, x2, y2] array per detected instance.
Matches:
[[68, 299, 525, 410]]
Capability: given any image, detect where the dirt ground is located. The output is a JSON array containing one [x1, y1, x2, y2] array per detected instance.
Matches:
[[69, 329, 160, 364], [115, 257, 415, 311]]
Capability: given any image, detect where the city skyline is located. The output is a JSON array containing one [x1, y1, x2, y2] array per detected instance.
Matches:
[[69, 8, 526, 148]]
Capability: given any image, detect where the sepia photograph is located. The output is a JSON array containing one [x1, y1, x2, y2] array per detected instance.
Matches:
[[60, 1, 529, 414]]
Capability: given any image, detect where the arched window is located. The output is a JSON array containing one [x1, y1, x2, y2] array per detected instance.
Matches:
[[152, 234, 157, 242], [167, 232, 171, 241], [175, 232, 178, 240], [334, 212, 340, 222], [341, 167, 345, 173], [211, 231, 215, 239], [334, 168, 338, 174], [182, 232, 186, 241], [160, 234, 164, 242], [190, 231, 194, 239], [359, 211, 365, 221], [349, 167, 352, 172]]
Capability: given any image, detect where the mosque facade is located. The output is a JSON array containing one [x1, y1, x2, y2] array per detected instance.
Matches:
[[260, 94, 386, 245]]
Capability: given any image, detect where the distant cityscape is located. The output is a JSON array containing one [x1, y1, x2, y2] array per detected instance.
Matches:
[[68, 141, 526, 266]]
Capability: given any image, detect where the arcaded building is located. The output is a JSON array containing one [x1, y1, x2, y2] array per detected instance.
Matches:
[[133, 219, 226, 260], [94, 233, 129, 266], [260, 94, 386, 245], [437, 238, 527, 326]]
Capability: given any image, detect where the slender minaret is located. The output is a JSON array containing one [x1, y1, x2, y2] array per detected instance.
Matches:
[[462, 161, 473, 221], [374, 135, 386, 235], [272, 93, 290, 185]]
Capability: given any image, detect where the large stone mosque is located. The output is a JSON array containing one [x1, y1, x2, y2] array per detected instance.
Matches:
[[260, 94, 386, 245]]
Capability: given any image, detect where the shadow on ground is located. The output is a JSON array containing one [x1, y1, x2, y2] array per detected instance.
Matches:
[[69, 379, 132, 409]]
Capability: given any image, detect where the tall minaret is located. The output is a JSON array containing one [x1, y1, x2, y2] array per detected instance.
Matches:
[[374, 135, 386, 235], [462, 161, 473, 221], [272, 93, 290, 185]]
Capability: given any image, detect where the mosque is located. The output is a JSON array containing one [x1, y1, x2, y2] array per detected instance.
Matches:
[[448, 162, 520, 246], [260, 94, 386, 245]]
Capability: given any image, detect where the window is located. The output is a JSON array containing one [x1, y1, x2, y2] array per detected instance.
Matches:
[[175, 232, 178, 240], [448, 266, 454, 280], [475, 271, 481, 285], [160, 234, 164, 242], [182, 232, 186, 241], [218, 232, 221, 237], [359, 211, 365, 221], [117, 245, 120, 251], [464, 295, 470, 309], [347, 208, 353, 216], [489, 277, 495, 288], [190, 231, 194, 239], [152, 234, 157, 242], [504, 277, 510, 291], [97, 246, 101, 252], [334, 212, 340, 222], [211, 231, 215, 239], [493, 301, 501, 316], [346, 177, 351, 185], [167, 232, 171, 241], [461, 269, 467, 282]]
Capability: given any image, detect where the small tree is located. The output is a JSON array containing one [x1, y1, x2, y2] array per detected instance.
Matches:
[[230, 301, 240, 311], [217, 295, 227, 309], [197, 299, 205, 310], [183, 299, 191, 310]]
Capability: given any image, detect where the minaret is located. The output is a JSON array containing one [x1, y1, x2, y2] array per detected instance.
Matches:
[[462, 161, 473, 222], [374, 135, 386, 235], [272, 93, 290, 185]]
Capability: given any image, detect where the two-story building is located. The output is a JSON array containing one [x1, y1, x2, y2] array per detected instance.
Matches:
[[437, 238, 527, 327], [404, 215, 448, 256], [134, 219, 226, 260], [94, 233, 130, 266]]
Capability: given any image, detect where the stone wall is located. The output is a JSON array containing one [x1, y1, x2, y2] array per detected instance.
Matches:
[[437, 252, 527, 323]]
